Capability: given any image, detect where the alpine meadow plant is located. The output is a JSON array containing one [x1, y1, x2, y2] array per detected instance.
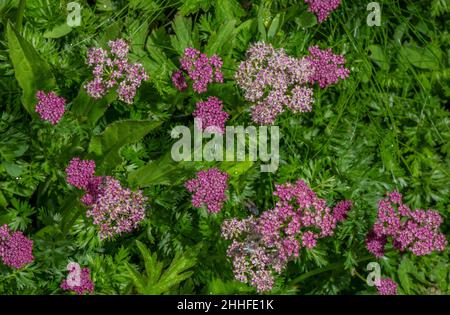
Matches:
[[0, 225, 34, 269], [221, 180, 353, 292], [0, 0, 448, 297], [85, 39, 148, 104]]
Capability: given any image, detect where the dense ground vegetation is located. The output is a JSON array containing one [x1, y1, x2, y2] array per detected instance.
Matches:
[[0, 0, 449, 295]]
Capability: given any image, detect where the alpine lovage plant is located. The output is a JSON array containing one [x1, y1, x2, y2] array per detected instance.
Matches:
[[221, 180, 352, 292], [85, 39, 149, 104], [66, 158, 147, 240], [172, 47, 224, 93], [235, 42, 349, 125], [1, 0, 448, 296]]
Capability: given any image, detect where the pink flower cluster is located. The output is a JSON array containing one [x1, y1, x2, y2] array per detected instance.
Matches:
[[35, 91, 66, 125], [375, 278, 398, 295], [0, 225, 34, 269], [61, 263, 94, 295], [65, 157, 96, 190], [235, 42, 314, 125], [65, 158, 147, 239], [86, 176, 147, 239], [193, 97, 230, 134], [306, 46, 350, 88], [366, 191, 447, 258], [304, 0, 342, 22], [172, 47, 223, 93], [185, 168, 229, 213], [85, 39, 149, 104], [221, 180, 352, 292]]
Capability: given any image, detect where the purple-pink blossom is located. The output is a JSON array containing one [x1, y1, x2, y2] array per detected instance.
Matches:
[[366, 191, 447, 258], [35, 91, 66, 125], [185, 168, 229, 213], [333, 200, 353, 222], [172, 70, 188, 91], [65, 158, 97, 190], [173, 47, 223, 93], [61, 263, 94, 295], [193, 97, 230, 133], [222, 180, 351, 292], [306, 46, 350, 88], [0, 225, 34, 269], [85, 39, 148, 104], [86, 176, 147, 239], [235, 42, 314, 125], [375, 278, 398, 295], [304, 0, 341, 22], [66, 158, 147, 239]]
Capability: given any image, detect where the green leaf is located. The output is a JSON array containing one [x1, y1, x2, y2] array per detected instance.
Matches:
[[71, 85, 115, 126], [399, 45, 442, 70], [368, 45, 389, 71], [43, 23, 72, 39], [6, 22, 56, 116], [128, 151, 190, 188], [2, 161, 23, 177], [267, 14, 282, 39], [170, 15, 195, 54], [88, 120, 161, 171], [398, 258, 416, 294], [205, 19, 236, 55], [126, 241, 196, 294], [179, 0, 213, 16], [297, 11, 317, 28]]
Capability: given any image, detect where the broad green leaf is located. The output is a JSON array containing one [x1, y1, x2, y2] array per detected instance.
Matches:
[[71, 85, 115, 126], [128, 151, 190, 188], [205, 19, 236, 55], [368, 45, 389, 71], [267, 14, 282, 39], [43, 23, 72, 38], [221, 160, 253, 177], [170, 15, 194, 54], [399, 45, 442, 70], [297, 11, 317, 28], [6, 22, 56, 116], [88, 120, 161, 171]]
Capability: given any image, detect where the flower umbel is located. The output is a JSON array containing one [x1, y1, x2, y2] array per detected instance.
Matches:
[[85, 39, 149, 104], [173, 47, 223, 93], [185, 168, 229, 213], [366, 191, 447, 257], [35, 91, 66, 125], [304, 0, 342, 23], [222, 180, 352, 292], [0, 225, 34, 269], [235, 42, 314, 125], [193, 96, 230, 134]]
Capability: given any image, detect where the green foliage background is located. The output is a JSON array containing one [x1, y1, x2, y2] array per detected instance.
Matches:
[[0, 0, 448, 294]]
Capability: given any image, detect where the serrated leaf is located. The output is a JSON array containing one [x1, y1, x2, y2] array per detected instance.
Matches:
[[6, 22, 56, 116], [398, 258, 416, 294]]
